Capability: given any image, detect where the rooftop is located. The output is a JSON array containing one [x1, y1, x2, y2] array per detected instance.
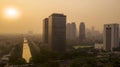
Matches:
[[50, 13, 66, 17]]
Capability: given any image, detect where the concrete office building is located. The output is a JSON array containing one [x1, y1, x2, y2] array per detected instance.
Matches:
[[79, 22, 86, 42], [43, 18, 48, 43], [103, 23, 119, 51], [48, 13, 66, 52]]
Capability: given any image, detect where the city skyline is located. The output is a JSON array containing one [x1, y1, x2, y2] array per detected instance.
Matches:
[[0, 0, 120, 34], [1, 0, 120, 67]]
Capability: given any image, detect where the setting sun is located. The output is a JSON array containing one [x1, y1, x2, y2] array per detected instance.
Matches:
[[3, 7, 20, 19]]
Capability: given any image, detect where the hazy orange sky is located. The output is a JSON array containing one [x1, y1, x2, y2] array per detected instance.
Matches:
[[0, 0, 120, 34]]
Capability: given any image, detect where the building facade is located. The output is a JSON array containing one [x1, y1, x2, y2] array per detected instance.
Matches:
[[104, 23, 119, 51], [70, 23, 76, 40], [79, 22, 86, 42], [43, 18, 48, 43], [66, 23, 71, 40], [66, 23, 76, 40], [48, 13, 66, 52]]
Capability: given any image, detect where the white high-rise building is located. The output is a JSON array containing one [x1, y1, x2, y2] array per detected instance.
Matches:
[[104, 23, 119, 51]]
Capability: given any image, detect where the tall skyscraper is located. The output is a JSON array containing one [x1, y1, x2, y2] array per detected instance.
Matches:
[[43, 18, 48, 43], [79, 22, 86, 42], [66, 22, 76, 40], [48, 13, 66, 52], [70, 23, 76, 40], [104, 23, 119, 51], [66, 23, 71, 40]]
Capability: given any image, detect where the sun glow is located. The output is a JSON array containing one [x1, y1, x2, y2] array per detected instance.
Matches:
[[3, 7, 21, 19]]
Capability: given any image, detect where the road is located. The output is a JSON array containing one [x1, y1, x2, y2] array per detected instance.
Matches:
[[22, 38, 32, 63]]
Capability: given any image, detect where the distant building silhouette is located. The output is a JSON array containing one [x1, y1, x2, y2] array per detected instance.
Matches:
[[66, 23, 71, 40], [70, 23, 76, 40], [66, 22, 76, 40], [86, 27, 103, 43], [103, 23, 119, 51], [91, 26, 95, 32], [28, 31, 33, 36], [43, 18, 48, 43], [79, 22, 86, 42], [48, 13, 66, 52]]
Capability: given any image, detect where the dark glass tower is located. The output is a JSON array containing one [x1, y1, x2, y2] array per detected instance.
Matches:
[[48, 13, 66, 52]]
